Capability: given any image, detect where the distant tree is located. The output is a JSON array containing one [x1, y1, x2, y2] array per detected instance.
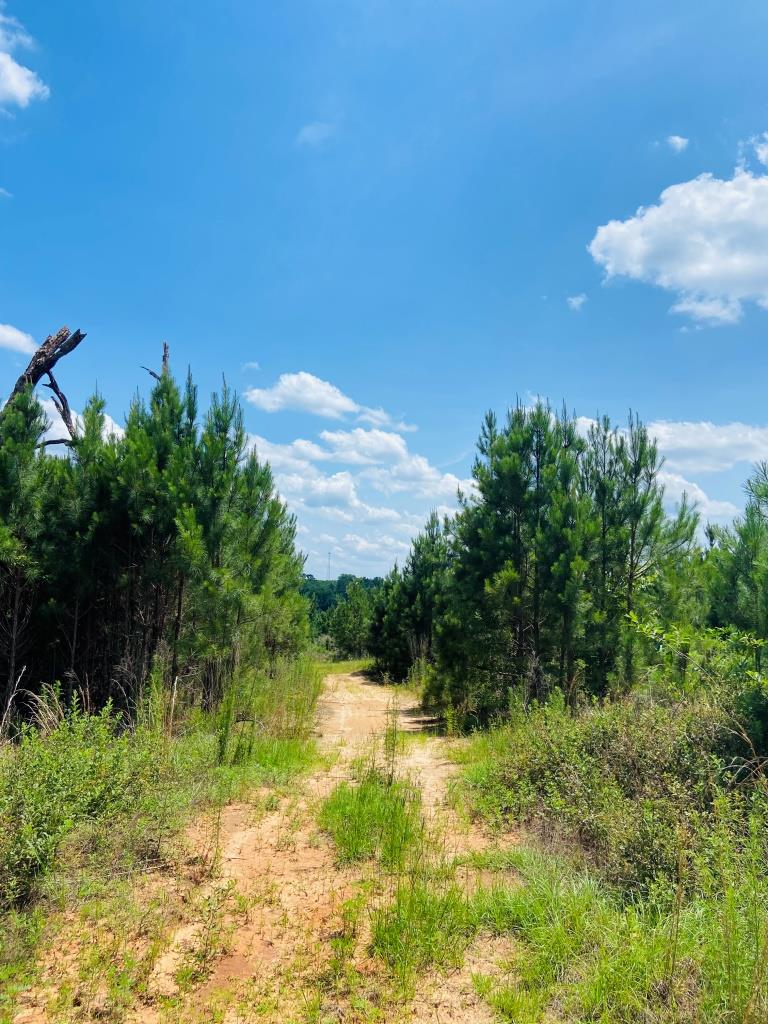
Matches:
[[327, 579, 374, 658]]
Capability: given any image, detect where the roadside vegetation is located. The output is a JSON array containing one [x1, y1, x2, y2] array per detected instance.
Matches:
[[6, 371, 768, 1020], [0, 658, 324, 1021], [350, 400, 768, 1020]]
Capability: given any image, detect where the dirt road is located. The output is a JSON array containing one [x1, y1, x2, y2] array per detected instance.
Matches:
[[15, 670, 513, 1024]]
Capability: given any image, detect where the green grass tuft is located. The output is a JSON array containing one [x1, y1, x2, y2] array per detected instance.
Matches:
[[319, 768, 422, 870]]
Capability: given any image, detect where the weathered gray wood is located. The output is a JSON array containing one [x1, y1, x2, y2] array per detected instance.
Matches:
[[42, 370, 77, 439], [4, 326, 87, 408]]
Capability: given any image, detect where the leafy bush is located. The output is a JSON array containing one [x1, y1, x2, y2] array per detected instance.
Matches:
[[460, 690, 745, 890], [0, 703, 161, 909]]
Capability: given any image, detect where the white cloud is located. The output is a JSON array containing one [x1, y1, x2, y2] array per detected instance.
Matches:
[[250, 434, 327, 473], [667, 134, 689, 153], [0, 185, 11, 198], [659, 470, 739, 520], [648, 419, 768, 473], [246, 371, 359, 419], [567, 293, 587, 312], [589, 166, 768, 326], [0, 6, 48, 109], [295, 121, 336, 148], [0, 321, 35, 354], [361, 455, 473, 501], [752, 132, 768, 168], [242, 360, 260, 371], [668, 295, 741, 325], [244, 370, 414, 431], [0, 6, 32, 51], [282, 470, 358, 509], [342, 532, 411, 559], [319, 427, 409, 464], [247, 419, 472, 576]]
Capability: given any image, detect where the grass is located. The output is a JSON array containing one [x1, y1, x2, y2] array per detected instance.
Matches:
[[370, 875, 474, 987], [0, 656, 324, 1023], [319, 767, 422, 870], [448, 691, 768, 1022]]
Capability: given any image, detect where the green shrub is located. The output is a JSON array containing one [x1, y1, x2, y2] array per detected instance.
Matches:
[[461, 691, 735, 890], [0, 705, 163, 909]]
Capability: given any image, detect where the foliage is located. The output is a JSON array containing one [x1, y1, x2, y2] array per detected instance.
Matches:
[[0, 700, 161, 908], [468, 840, 768, 1023], [301, 574, 382, 639], [0, 368, 308, 720], [369, 511, 448, 682], [458, 678, 767, 891], [369, 403, 696, 720], [326, 579, 376, 658]]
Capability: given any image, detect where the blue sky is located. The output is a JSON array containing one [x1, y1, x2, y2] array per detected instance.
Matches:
[[3, 1, 768, 576]]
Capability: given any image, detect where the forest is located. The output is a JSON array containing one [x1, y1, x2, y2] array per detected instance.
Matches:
[[3, 344, 768, 1021]]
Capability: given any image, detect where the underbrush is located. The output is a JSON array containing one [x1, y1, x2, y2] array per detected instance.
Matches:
[[0, 657, 322, 1021], [449, 688, 768, 1020], [458, 690, 753, 890], [469, 838, 768, 1023]]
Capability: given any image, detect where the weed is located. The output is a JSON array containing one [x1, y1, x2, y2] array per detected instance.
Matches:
[[370, 876, 474, 989], [319, 768, 422, 871]]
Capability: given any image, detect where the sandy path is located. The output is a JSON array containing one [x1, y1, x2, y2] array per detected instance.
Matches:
[[14, 671, 512, 1024]]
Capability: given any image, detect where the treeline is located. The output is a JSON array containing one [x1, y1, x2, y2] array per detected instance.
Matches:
[[301, 574, 382, 614], [358, 401, 751, 721], [301, 573, 382, 656], [0, 367, 307, 719]]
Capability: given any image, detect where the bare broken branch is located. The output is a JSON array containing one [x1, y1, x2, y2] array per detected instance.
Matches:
[[141, 343, 171, 383], [2, 326, 87, 417], [38, 438, 73, 449], [42, 371, 77, 439]]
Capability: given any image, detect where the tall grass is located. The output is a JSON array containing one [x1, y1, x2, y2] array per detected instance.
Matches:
[[319, 768, 422, 870], [215, 656, 323, 777], [0, 657, 324, 1020], [452, 691, 768, 1021]]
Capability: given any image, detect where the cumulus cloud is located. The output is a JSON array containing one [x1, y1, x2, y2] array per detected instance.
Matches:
[[567, 293, 587, 312], [659, 470, 739, 520], [246, 371, 358, 419], [0, 321, 35, 354], [319, 428, 409, 464], [342, 532, 411, 559], [295, 121, 336, 148], [244, 371, 414, 431], [0, 5, 48, 109], [589, 165, 768, 326], [251, 426, 472, 503], [752, 132, 768, 168], [647, 419, 768, 473], [360, 455, 473, 501], [247, 419, 473, 576], [667, 134, 689, 153]]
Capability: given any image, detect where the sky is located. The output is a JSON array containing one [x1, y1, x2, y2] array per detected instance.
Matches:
[[3, 1, 768, 577]]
